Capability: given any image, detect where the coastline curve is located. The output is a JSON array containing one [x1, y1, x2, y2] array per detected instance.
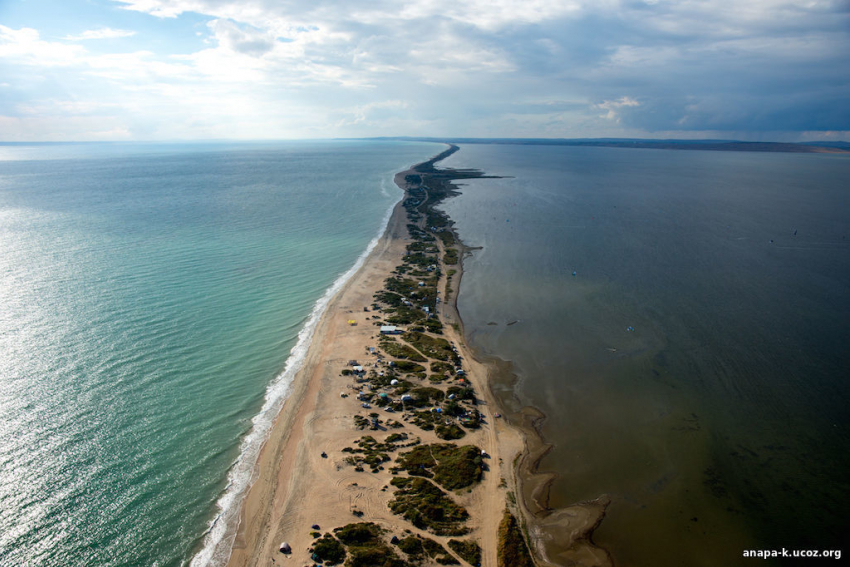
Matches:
[[188, 170, 406, 567]]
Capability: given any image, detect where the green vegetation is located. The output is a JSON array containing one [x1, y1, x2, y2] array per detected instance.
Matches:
[[448, 539, 482, 566], [341, 434, 416, 473], [380, 337, 427, 362], [374, 290, 405, 307], [497, 510, 534, 567], [421, 317, 444, 334], [409, 386, 445, 405], [396, 444, 483, 490], [402, 332, 456, 362], [444, 248, 459, 265], [384, 276, 420, 296], [388, 477, 469, 536], [405, 252, 438, 268], [437, 230, 455, 247], [426, 211, 449, 229], [430, 361, 456, 375], [435, 423, 466, 440], [392, 360, 426, 374], [458, 409, 481, 429], [311, 534, 346, 565], [397, 536, 424, 556], [447, 386, 475, 401], [411, 410, 440, 430], [386, 307, 426, 325], [396, 535, 458, 565], [332, 523, 408, 567]]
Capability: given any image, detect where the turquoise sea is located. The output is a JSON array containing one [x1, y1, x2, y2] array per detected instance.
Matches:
[[0, 140, 440, 567], [440, 145, 850, 566]]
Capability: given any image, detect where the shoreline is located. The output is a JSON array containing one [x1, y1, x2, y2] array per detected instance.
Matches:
[[187, 168, 407, 567], [221, 145, 530, 567], [431, 152, 614, 567], [213, 143, 615, 567]]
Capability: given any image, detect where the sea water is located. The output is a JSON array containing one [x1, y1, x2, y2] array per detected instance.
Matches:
[[440, 144, 850, 566], [0, 140, 440, 567]]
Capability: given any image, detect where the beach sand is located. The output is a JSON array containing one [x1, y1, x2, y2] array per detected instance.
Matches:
[[224, 153, 526, 567]]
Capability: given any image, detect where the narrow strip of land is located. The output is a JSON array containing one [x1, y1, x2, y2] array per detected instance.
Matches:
[[224, 145, 534, 567]]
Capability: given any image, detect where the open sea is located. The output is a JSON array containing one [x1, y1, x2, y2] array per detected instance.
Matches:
[[0, 140, 440, 567], [440, 144, 850, 566]]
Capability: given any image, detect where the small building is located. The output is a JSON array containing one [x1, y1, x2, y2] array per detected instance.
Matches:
[[352, 365, 364, 373], [380, 325, 400, 335]]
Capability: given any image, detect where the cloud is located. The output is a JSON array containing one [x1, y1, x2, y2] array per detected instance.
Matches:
[[0, 25, 86, 66], [336, 99, 409, 127], [206, 19, 276, 56], [0, 0, 848, 140], [596, 96, 640, 121], [63, 28, 137, 41]]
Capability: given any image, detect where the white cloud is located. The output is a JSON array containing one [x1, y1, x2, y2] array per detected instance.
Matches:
[[0, 0, 847, 140], [0, 25, 86, 66], [596, 96, 640, 121], [336, 99, 409, 127], [63, 28, 137, 41]]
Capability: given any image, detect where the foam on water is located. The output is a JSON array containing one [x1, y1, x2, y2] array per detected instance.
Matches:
[[189, 175, 403, 567]]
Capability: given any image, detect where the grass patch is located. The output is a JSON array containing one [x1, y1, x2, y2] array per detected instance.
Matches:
[[311, 534, 346, 565], [341, 434, 416, 473], [396, 444, 483, 490], [402, 332, 456, 362], [497, 510, 534, 567], [422, 317, 444, 334], [435, 423, 466, 440], [444, 248, 459, 265], [396, 535, 458, 565], [388, 477, 469, 536], [430, 361, 456, 375], [332, 523, 409, 567], [411, 410, 440, 431], [393, 360, 427, 374], [447, 386, 475, 401], [384, 276, 420, 296], [386, 307, 426, 325], [448, 539, 481, 566], [374, 290, 405, 308], [409, 386, 445, 404], [437, 230, 456, 247], [380, 337, 427, 362]]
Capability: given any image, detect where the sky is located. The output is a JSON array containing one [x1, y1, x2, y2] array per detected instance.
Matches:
[[0, 0, 848, 141]]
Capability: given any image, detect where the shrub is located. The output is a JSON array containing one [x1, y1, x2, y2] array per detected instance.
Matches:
[[448, 539, 481, 566], [396, 444, 483, 490], [311, 534, 346, 565], [388, 477, 469, 536], [497, 511, 534, 567]]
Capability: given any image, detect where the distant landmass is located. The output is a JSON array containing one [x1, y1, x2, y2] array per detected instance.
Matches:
[[366, 137, 850, 154]]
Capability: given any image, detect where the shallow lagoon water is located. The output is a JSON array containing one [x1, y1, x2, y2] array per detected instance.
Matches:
[[441, 144, 850, 566]]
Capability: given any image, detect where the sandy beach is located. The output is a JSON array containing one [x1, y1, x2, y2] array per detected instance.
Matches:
[[224, 148, 529, 567]]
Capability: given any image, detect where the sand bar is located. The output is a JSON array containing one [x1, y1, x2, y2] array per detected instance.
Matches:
[[222, 146, 534, 567]]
